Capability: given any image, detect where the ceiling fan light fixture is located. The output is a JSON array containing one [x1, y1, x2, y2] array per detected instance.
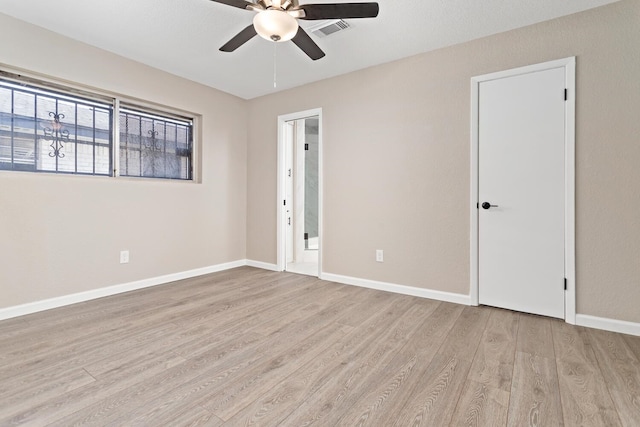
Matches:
[[253, 9, 299, 42]]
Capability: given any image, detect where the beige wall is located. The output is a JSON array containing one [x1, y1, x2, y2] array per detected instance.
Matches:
[[0, 14, 248, 308], [2, 1, 638, 324], [247, 1, 640, 322]]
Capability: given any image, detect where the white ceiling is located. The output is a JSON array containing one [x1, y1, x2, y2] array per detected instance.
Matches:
[[0, 0, 619, 99]]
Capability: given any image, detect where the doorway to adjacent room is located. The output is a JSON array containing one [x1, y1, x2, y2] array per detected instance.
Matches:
[[277, 109, 322, 277]]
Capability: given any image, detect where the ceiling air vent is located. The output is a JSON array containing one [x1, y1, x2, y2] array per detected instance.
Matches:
[[309, 19, 350, 38]]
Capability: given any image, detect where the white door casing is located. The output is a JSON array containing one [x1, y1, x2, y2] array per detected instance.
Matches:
[[470, 58, 576, 322], [285, 118, 317, 265], [285, 121, 294, 264], [277, 108, 323, 277]]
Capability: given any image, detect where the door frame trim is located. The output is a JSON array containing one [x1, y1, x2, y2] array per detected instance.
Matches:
[[276, 108, 323, 277], [469, 57, 576, 323]]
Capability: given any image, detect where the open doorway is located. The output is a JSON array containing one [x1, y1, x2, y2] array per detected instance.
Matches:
[[277, 109, 322, 277]]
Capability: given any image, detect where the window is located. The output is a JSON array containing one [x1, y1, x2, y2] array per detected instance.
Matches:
[[0, 80, 112, 175], [0, 73, 194, 180], [119, 107, 192, 180]]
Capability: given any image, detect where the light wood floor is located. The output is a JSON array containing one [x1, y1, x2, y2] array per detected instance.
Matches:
[[1, 267, 640, 426]]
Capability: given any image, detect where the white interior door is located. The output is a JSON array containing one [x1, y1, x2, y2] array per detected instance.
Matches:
[[294, 119, 306, 263], [478, 67, 566, 319]]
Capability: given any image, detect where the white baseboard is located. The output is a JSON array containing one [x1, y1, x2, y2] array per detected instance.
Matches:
[[246, 260, 280, 272], [0, 259, 247, 322], [321, 273, 471, 306], [576, 314, 640, 337]]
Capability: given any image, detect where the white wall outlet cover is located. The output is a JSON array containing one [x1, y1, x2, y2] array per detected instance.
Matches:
[[376, 250, 384, 262], [120, 250, 130, 264]]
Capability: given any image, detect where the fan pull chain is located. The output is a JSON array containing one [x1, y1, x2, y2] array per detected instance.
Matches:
[[273, 43, 277, 88]]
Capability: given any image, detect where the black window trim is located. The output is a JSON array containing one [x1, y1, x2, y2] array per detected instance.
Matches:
[[117, 103, 193, 180], [0, 68, 197, 182]]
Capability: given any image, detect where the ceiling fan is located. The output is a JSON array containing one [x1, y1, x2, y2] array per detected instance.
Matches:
[[211, 0, 379, 60]]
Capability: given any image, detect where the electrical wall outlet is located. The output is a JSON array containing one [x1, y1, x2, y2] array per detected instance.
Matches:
[[376, 249, 384, 262], [120, 250, 130, 264]]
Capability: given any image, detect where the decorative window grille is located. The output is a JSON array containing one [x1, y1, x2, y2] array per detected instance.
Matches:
[[0, 80, 112, 175], [119, 107, 192, 180], [0, 72, 195, 181]]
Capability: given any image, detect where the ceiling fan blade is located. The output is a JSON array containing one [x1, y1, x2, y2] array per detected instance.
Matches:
[[220, 25, 258, 52], [291, 27, 325, 60], [208, 0, 259, 11], [298, 3, 379, 20]]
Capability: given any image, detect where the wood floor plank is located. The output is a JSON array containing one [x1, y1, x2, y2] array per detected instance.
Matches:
[[0, 321, 182, 389], [507, 352, 563, 427], [624, 335, 640, 359], [0, 271, 274, 368], [404, 353, 473, 425], [123, 405, 224, 427], [0, 267, 265, 347], [0, 368, 96, 417], [83, 323, 211, 378], [172, 283, 356, 363], [222, 294, 417, 425], [2, 268, 640, 425], [247, 283, 362, 337], [552, 322, 622, 426], [36, 332, 265, 426], [169, 275, 320, 328], [0, 269, 302, 362], [468, 309, 519, 389], [383, 306, 492, 427], [450, 379, 511, 427], [98, 287, 358, 424], [434, 306, 493, 359], [331, 286, 401, 328], [0, 345, 190, 425], [77, 274, 311, 377], [260, 298, 439, 426], [588, 328, 640, 426], [516, 314, 557, 358], [449, 308, 519, 426], [157, 321, 351, 423], [51, 287, 361, 426], [332, 301, 462, 427], [0, 316, 31, 343]]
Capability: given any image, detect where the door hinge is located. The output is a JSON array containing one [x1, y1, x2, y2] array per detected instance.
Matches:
[[564, 277, 567, 290], [564, 89, 568, 101], [283, 200, 286, 206], [304, 143, 309, 151], [477, 202, 479, 209]]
